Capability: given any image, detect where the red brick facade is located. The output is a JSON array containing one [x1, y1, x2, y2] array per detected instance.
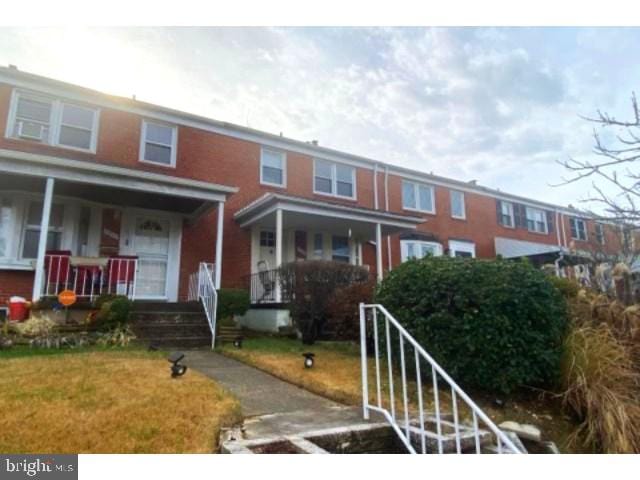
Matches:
[[0, 72, 630, 302]]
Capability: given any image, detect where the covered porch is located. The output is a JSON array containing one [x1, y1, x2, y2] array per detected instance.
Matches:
[[0, 149, 236, 303], [234, 193, 424, 305]]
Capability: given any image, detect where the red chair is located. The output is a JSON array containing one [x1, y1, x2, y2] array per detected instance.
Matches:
[[44, 250, 72, 296], [106, 255, 138, 297], [74, 264, 103, 299]]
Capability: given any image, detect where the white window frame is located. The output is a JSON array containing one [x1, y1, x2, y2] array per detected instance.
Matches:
[[400, 240, 443, 262], [450, 190, 466, 219], [6, 89, 100, 154], [260, 147, 287, 188], [570, 217, 588, 241], [595, 223, 606, 245], [313, 159, 357, 200], [499, 201, 515, 228], [402, 180, 436, 214], [448, 240, 476, 258], [139, 119, 178, 168], [20, 200, 66, 260], [525, 206, 548, 234]]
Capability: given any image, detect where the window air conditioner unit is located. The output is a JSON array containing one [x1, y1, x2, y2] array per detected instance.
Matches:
[[17, 121, 45, 141]]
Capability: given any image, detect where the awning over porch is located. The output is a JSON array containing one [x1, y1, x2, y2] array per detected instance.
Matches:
[[234, 192, 424, 236], [0, 148, 238, 219], [495, 236, 593, 267]]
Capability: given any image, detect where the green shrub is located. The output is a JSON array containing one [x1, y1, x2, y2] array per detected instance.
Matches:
[[217, 289, 250, 321], [326, 279, 376, 341], [549, 276, 581, 299], [94, 296, 132, 330], [376, 257, 568, 394], [279, 261, 370, 344]]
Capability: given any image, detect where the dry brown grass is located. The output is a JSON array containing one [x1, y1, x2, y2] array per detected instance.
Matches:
[[0, 350, 241, 453], [222, 337, 581, 451], [561, 324, 640, 453]]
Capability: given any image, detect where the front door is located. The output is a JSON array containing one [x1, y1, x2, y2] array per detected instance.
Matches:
[[131, 216, 171, 299], [258, 229, 276, 269]]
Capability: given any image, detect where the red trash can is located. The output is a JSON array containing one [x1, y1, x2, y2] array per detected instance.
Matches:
[[8, 296, 28, 322]]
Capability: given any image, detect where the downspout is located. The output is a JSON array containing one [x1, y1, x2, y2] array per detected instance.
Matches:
[[560, 212, 568, 248], [373, 163, 379, 210], [384, 165, 392, 271], [555, 251, 565, 277], [555, 210, 562, 246]]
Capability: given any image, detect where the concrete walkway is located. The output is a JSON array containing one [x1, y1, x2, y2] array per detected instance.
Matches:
[[185, 350, 377, 440]]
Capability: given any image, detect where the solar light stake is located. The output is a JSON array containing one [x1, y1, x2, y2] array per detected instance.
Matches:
[[233, 336, 243, 349], [302, 352, 315, 369], [168, 351, 188, 378]]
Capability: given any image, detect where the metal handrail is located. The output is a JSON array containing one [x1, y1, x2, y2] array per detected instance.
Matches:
[[197, 262, 218, 348], [359, 303, 522, 454]]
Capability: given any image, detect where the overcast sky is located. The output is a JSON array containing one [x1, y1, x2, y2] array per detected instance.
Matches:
[[1, 27, 638, 208]]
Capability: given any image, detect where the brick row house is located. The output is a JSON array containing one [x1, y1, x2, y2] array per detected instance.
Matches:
[[0, 66, 629, 329]]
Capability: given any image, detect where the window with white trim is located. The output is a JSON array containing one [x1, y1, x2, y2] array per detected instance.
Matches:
[[313, 159, 356, 199], [140, 120, 177, 167], [260, 148, 286, 187], [402, 180, 435, 213], [331, 235, 350, 263], [21, 201, 65, 259], [498, 200, 515, 227], [449, 240, 476, 258], [595, 223, 605, 245], [450, 190, 465, 219], [8, 90, 99, 152], [525, 207, 548, 234], [400, 240, 443, 262], [570, 217, 588, 241]]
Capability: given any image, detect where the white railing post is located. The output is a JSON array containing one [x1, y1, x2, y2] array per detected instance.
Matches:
[[359, 302, 369, 420], [32, 177, 55, 302]]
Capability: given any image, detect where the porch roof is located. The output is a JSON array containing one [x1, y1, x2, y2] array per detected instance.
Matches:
[[234, 193, 424, 236], [495, 237, 593, 264], [0, 148, 238, 218]]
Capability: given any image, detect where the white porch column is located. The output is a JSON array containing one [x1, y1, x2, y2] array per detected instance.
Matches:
[[275, 208, 283, 302], [214, 201, 225, 289], [376, 223, 383, 282], [32, 177, 55, 301]]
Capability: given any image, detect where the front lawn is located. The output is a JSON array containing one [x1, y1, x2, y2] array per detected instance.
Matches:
[[0, 348, 241, 453], [221, 337, 585, 452]]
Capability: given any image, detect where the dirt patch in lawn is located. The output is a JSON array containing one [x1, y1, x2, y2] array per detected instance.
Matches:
[[0, 350, 241, 453], [221, 337, 587, 452]]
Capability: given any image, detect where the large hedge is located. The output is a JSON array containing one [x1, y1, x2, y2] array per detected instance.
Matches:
[[376, 257, 568, 394]]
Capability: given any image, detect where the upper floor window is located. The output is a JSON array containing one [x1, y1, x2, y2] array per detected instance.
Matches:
[[595, 223, 605, 245], [525, 207, 548, 234], [450, 190, 465, 219], [260, 148, 286, 187], [402, 180, 435, 214], [8, 90, 99, 153], [140, 120, 177, 167], [497, 200, 515, 227], [570, 217, 588, 241], [400, 240, 443, 262], [314, 159, 356, 199]]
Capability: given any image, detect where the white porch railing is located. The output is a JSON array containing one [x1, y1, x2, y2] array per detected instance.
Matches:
[[188, 262, 218, 348], [42, 254, 137, 301], [359, 303, 522, 454]]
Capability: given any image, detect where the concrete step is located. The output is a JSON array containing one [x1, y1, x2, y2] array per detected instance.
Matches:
[[143, 336, 212, 348], [131, 312, 208, 325], [132, 301, 203, 313]]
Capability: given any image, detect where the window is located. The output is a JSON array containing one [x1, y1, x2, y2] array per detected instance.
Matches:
[[313, 233, 324, 259], [402, 180, 435, 213], [525, 207, 548, 234], [400, 240, 443, 262], [21, 201, 64, 259], [0, 197, 13, 259], [260, 148, 286, 187], [8, 91, 99, 152], [260, 230, 275, 248], [331, 235, 350, 263], [595, 223, 605, 245], [313, 159, 356, 199], [450, 190, 465, 219], [498, 201, 515, 227], [0, 306, 7, 322], [570, 217, 588, 241], [140, 120, 177, 167], [449, 240, 476, 258]]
